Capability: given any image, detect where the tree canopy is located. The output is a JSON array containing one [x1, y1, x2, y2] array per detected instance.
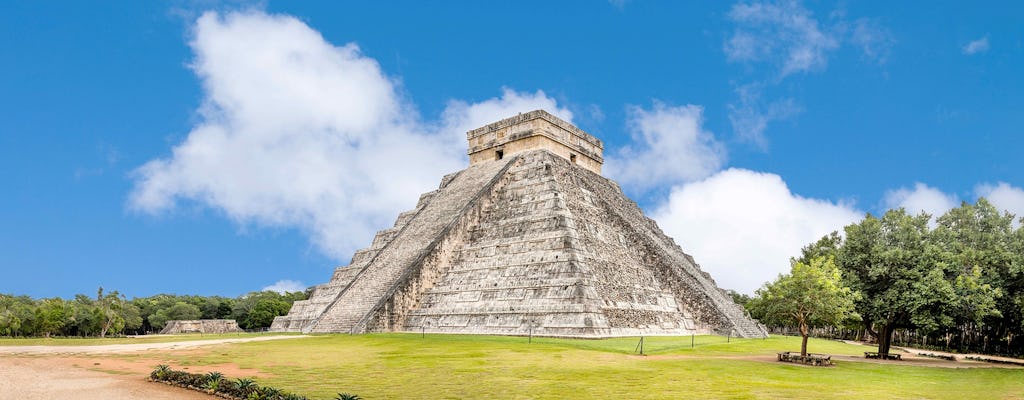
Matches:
[[749, 256, 858, 356], [0, 288, 308, 337], [761, 198, 1024, 357]]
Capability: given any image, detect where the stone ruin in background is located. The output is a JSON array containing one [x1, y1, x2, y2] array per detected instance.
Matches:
[[159, 319, 243, 334], [272, 110, 767, 338]]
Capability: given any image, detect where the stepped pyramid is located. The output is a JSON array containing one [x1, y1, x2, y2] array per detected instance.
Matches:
[[271, 110, 767, 338]]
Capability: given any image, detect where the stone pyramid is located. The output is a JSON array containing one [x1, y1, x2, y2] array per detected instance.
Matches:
[[271, 110, 767, 338]]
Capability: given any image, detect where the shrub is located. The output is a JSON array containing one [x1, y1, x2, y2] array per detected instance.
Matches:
[[235, 377, 257, 397], [151, 364, 171, 380], [148, 366, 325, 400], [260, 386, 282, 399], [206, 371, 224, 391]]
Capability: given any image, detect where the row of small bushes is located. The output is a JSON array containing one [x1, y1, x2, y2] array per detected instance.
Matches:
[[965, 356, 1024, 366], [917, 352, 956, 361], [149, 365, 360, 400]]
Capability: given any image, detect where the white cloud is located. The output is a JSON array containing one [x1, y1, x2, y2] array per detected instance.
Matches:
[[882, 182, 959, 218], [130, 10, 567, 261], [723, 2, 890, 148], [725, 0, 839, 77], [262, 279, 307, 294], [962, 36, 990, 55], [439, 88, 573, 146], [652, 168, 862, 294], [849, 18, 894, 64], [605, 102, 726, 192], [976, 182, 1024, 223], [727, 84, 801, 148]]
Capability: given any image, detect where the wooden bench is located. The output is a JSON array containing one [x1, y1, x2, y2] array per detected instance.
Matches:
[[865, 351, 902, 360]]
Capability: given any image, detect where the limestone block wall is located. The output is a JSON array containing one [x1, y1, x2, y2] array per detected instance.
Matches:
[[403, 152, 611, 336], [159, 319, 243, 334], [571, 162, 768, 338], [549, 155, 698, 335]]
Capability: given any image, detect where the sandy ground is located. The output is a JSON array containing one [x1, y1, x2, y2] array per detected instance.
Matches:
[[0, 335, 308, 400], [0, 357, 213, 400], [0, 334, 308, 355]]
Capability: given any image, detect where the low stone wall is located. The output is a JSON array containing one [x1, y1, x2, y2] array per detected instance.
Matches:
[[777, 351, 832, 366], [159, 320, 243, 334]]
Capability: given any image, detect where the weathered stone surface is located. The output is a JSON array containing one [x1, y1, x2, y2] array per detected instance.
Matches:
[[272, 110, 767, 338], [467, 110, 603, 174], [159, 319, 243, 334]]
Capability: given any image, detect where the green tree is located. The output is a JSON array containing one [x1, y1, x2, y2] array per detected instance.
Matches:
[[933, 199, 1010, 329], [193, 296, 231, 319], [0, 294, 34, 336], [726, 290, 752, 308], [35, 298, 71, 338], [96, 287, 141, 337], [1014, 218, 1024, 325], [132, 294, 187, 332], [149, 302, 202, 330], [749, 256, 859, 356], [839, 209, 957, 357], [233, 291, 295, 330], [70, 294, 100, 336], [793, 231, 843, 265]]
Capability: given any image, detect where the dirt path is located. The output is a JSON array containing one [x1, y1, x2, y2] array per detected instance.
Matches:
[[0, 335, 309, 400], [638, 342, 1023, 369], [0, 334, 309, 355], [0, 357, 213, 400], [891, 344, 1024, 366]]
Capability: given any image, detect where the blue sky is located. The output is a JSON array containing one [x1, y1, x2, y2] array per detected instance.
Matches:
[[2, 1, 1022, 298]]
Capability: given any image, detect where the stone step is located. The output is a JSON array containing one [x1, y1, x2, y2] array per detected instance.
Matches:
[[306, 157, 517, 333]]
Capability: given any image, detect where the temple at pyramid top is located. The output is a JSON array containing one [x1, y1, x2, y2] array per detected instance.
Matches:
[[467, 110, 604, 174]]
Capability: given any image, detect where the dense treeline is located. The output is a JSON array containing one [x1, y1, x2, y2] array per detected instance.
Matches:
[[0, 288, 307, 337], [746, 198, 1024, 357]]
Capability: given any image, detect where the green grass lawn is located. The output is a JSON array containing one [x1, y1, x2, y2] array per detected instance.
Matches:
[[0, 332, 289, 346], [122, 333, 1024, 400]]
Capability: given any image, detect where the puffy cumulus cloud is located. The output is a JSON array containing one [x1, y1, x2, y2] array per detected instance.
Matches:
[[439, 88, 573, 146], [976, 182, 1024, 223], [605, 102, 726, 193], [962, 36, 990, 55], [130, 10, 567, 261], [882, 183, 959, 218], [652, 169, 862, 294], [724, 0, 839, 77], [262, 279, 307, 294]]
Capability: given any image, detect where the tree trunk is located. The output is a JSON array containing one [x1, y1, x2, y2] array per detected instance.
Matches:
[[863, 317, 878, 343], [800, 321, 810, 357], [878, 323, 893, 357]]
